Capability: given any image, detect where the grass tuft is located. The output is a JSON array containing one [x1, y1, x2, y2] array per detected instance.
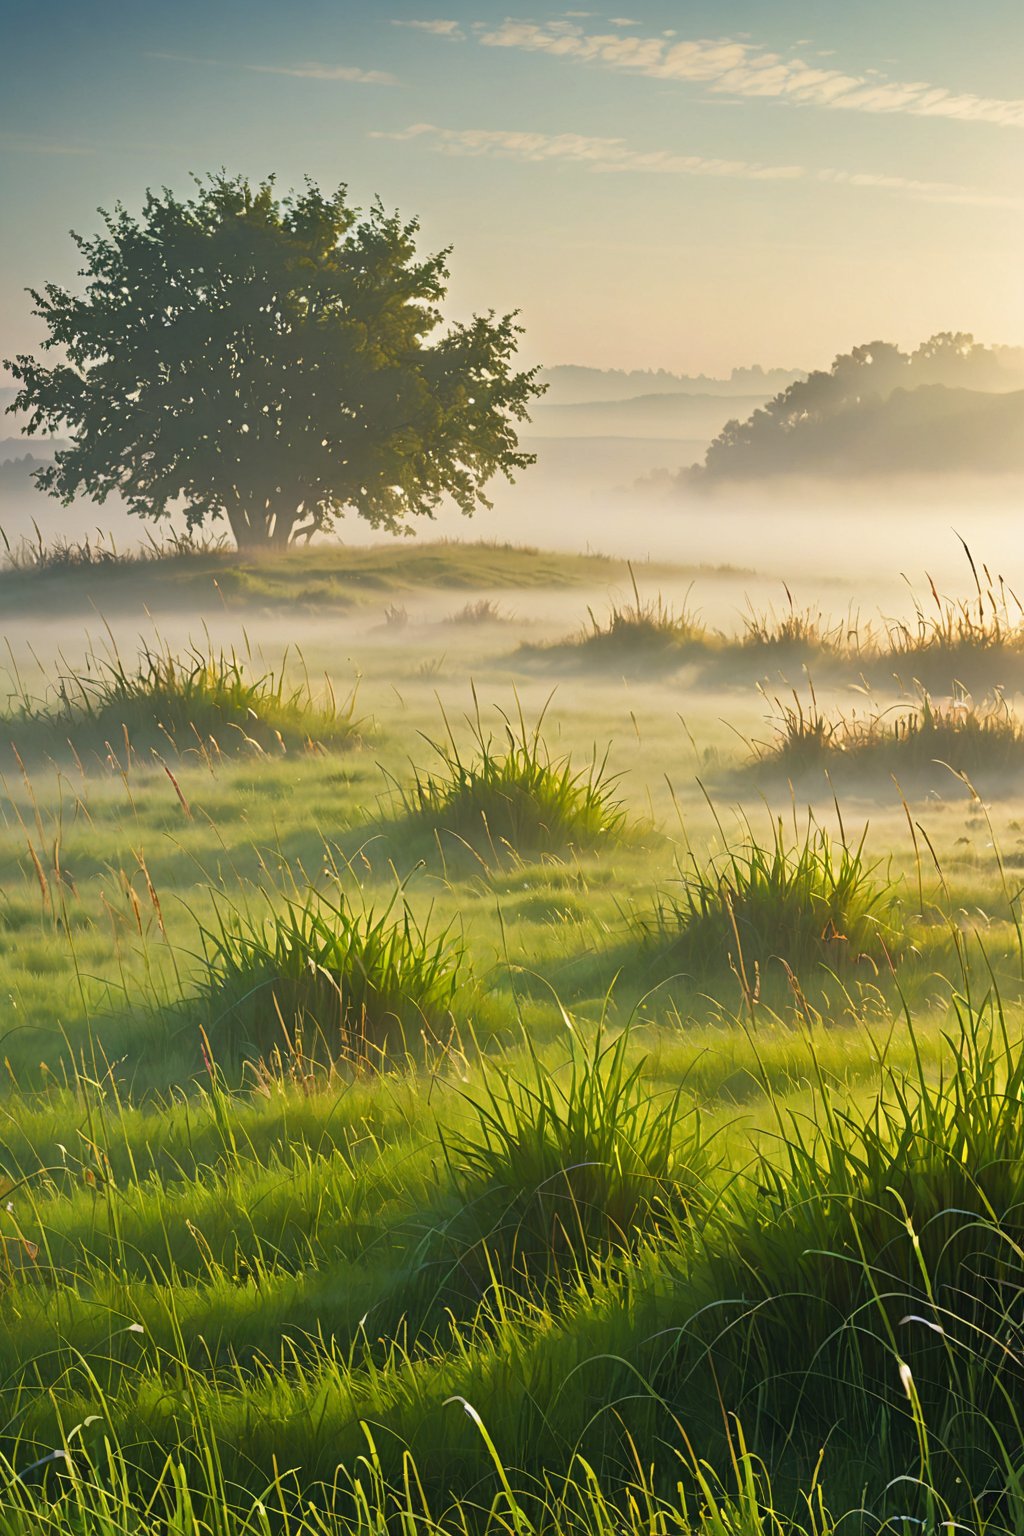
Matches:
[[197, 885, 467, 1067], [445, 598, 510, 625], [1, 638, 360, 762], [398, 696, 627, 855], [645, 816, 899, 977], [757, 684, 1024, 780], [437, 1025, 709, 1286], [522, 567, 708, 673]]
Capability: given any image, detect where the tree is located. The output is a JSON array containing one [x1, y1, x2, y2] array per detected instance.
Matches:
[[4, 174, 544, 550], [689, 333, 1017, 483]]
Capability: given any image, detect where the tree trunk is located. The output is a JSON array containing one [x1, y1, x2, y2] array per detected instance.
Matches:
[[226, 502, 297, 551], [268, 508, 296, 549]]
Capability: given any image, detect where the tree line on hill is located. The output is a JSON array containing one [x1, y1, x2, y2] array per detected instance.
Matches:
[[684, 335, 1024, 483]]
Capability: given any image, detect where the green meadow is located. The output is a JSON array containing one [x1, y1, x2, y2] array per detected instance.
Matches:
[[0, 537, 1022, 1533]]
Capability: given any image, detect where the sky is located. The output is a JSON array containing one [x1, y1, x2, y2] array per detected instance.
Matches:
[[1, 0, 1022, 376]]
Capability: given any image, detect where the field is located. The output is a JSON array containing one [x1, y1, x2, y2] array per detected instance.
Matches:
[[0, 534, 1023, 1533]]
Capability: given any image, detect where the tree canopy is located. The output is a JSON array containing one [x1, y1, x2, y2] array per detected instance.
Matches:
[[4, 174, 544, 549], [689, 334, 1024, 482]]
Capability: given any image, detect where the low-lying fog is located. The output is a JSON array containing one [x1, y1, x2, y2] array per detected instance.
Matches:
[[2, 431, 1022, 625]]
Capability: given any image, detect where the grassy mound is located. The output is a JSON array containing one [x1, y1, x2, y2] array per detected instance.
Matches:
[[434, 1027, 709, 1293], [756, 686, 1024, 782], [398, 702, 627, 856], [521, 569, 709, 674], [667, 997, 1024, 1514], [198, 887, 466, 1067], [1, 641, 359, 763], [0, 535, 701, 617], [645, 818, 899, 978]]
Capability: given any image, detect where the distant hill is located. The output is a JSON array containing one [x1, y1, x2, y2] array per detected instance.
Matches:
[[685, 335, 1024, 484], [529, 393, 769, 442], [687, 385, 1024, 482], [539, 364, 806, 405]]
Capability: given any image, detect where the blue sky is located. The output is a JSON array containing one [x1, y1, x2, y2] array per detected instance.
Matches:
[[2, 1, 1022, 372]]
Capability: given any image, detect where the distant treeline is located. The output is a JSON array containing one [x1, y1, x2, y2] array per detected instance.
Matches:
[[540, 363, 806, 405], [0, 436, 64, 465], [685, 335, 1024, 483], [0, 454, 49, 491]]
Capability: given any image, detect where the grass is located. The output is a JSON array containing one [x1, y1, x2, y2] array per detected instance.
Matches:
[[2, 540, 1024, 1534], [196, 883, 468, 1068], [0, 520, 229, 571], [521, 567, 709, 673], [436, 1025, 710, 1287], [738, 590, 869, 662], [395, 697, 628, 856], [445, 597, 511, 625], [887, 539, 1024, 662], [0, 637, 361, 763], [521, 544, 1024, 698], [756, 683, 1024, 781], [643, 813, 901, 983]]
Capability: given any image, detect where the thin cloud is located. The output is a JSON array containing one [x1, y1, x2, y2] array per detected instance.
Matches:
[[373, 124, 803, 180], [475, 21, 1024, 128], [245, 62, 397, 83], [148, 51, 396, 85], [817, 168, 1020, 207], [393, 19, 465, 38], [374, 122, 1020, 206]]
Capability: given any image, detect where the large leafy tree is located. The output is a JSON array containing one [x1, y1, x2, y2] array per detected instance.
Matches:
[[4, 174, 543, 549]]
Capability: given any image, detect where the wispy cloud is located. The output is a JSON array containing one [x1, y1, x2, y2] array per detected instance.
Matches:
[[818, 168, 1019, 207], [474, 21, 1024, 128], [374, 121, 1020, 206], [245, 62, 397, 83], [148, 51, 396, 85], [392, 19, 464, 39], [373, 124, 804, 181]]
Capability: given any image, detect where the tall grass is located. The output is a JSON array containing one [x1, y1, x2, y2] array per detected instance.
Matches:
[[197, 885, 467, 1067], [645, 815, 899, 979], [398, 697, 626, 855], [0, 1426, 840, 1536], [0, 521, 229, 572], [757, 684, 1024, 778], [1, 638, 360, 761], [739, 592, 869, 661], [886, 540, 1024, 664]]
